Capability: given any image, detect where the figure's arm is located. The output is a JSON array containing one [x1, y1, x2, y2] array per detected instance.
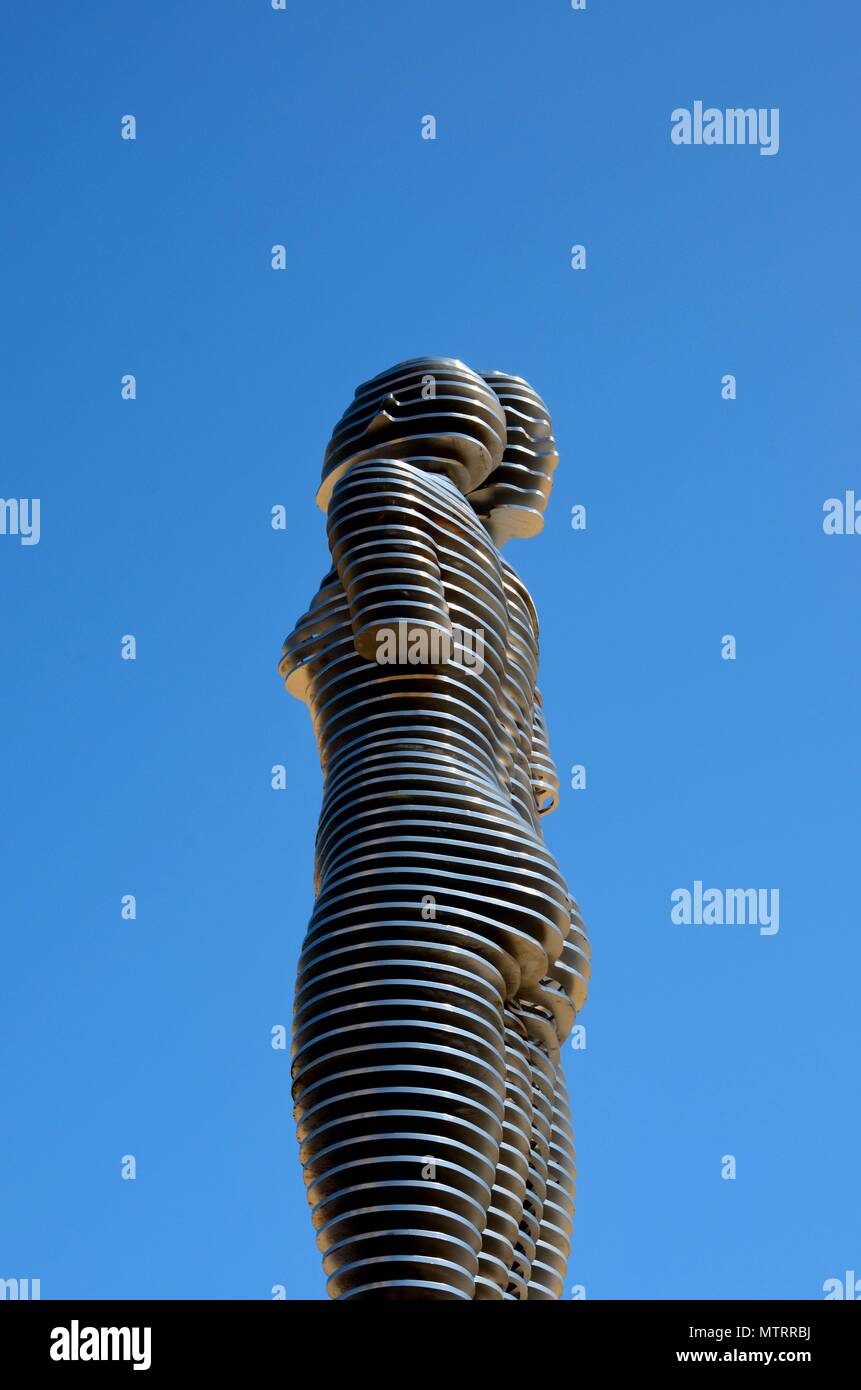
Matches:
[[326, 457, 453, 663], [524, 686, 591, 1037], [530, 688, 561, 815]]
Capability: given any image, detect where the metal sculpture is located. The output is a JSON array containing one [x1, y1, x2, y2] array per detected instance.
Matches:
[[279, 357, 590, 1300]]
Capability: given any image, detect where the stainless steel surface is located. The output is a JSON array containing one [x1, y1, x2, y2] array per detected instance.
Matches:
[[280, 357, 590, 1300]]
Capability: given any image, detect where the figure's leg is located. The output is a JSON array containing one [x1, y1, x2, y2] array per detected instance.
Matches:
[[525, 1057, 577, 1300], [291, 908, 510, 1300], [475, 1008, 535, 1299]]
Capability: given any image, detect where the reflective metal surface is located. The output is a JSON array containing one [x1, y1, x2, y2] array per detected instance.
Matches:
[[280, 357, 590, 1300]]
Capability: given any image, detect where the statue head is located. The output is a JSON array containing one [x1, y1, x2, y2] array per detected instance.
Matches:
[[317, 357, 507, 511], [467, 372, 559, 544]]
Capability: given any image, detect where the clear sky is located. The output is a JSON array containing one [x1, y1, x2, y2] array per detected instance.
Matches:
[[2, 1, 858, 1301]]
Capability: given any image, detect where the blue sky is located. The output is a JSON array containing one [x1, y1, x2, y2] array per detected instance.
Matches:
[[2, 0, 858, 1300]]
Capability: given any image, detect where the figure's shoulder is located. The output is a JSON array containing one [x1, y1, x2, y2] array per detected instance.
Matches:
[[327, 457, 492, 545], [328, 456, 466, 505]]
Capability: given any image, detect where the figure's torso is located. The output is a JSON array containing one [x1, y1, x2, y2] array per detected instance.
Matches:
[[281, 469, 544, 832]]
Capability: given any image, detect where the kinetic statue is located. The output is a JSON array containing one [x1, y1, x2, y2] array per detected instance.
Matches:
[[279, 358, 590, 1300]]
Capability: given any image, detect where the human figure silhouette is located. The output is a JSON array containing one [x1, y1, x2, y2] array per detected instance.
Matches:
[[280, 358, 590, 1300]]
